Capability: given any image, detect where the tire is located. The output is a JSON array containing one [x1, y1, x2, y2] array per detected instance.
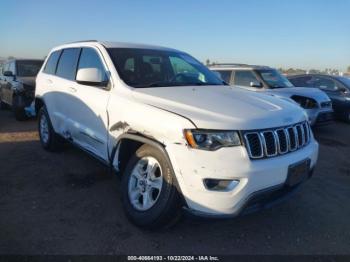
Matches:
[[13, 95, 28, 121], [38, 106, 64, 152], [121, 144, 182, 229]]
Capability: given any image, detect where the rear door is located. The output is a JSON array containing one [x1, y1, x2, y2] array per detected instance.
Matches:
[[37, 50, 62, 128], [67, 47, 111, 161]]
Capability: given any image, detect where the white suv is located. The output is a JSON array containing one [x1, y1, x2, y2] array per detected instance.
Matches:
[[35, 41, 319, 228]]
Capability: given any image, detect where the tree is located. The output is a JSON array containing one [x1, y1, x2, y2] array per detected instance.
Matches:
[[347, 66, 350, 73], [206, 59, 210, 66]]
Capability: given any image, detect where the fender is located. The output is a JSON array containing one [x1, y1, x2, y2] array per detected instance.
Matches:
[[110, 132, 168, 171]]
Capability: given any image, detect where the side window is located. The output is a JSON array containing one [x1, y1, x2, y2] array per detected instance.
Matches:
[[56, 48, 81, 80], [234, 70, 259, 87], [43, 50, 62, 75], [8, 61, 16, 75], [289, 76, 312, 87], [214, 70, 232, 84], [77, 48, 108, 83], [311, 76, 338, 91]]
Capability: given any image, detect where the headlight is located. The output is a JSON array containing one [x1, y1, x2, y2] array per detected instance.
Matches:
[[184, 129, 241, 151]]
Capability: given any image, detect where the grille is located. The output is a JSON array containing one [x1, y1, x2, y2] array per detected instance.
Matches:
[[321, 101, 332, 108], [244, 121, 311, 159]]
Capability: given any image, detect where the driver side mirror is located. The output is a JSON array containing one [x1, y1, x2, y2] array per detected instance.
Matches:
[[250, 81, 263, 88], [76, 68, 109, 88]]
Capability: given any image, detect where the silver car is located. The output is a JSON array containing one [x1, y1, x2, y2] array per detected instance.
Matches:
[[210, 64, 333, 126]]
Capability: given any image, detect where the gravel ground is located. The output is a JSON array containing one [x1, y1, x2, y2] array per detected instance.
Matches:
[[0, 110, 349, 255]]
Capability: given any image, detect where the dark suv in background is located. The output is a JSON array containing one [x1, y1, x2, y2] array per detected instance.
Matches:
[[288, 74, 350, 123], [0, 59, 43, 120]]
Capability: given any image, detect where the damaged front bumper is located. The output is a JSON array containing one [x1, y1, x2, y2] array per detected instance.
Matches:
[[166, 139, 319, 218]]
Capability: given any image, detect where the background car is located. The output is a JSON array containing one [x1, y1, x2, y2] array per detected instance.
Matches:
[[0, 59, 43, 120], [210, 64, 334, 126], [288, 74, 350, 123]]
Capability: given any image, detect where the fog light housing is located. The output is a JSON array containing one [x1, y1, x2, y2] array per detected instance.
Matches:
[[204, 179, 239, 192]]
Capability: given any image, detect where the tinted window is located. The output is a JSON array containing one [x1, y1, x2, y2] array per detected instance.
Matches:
[[310, 76, 339, 91], [289, 76, 313, 87], [214, 70, 232, 84], [44, 50, 62, 75], [234, 71, 259, 87], [108, 48, 223, 88], [17, 60, 43, 77], [56, 48, 81, 80]]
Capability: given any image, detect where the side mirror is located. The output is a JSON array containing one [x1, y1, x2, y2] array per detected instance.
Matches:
[[4, 71, 14, 77], [250, 81, 262, 88], [76, 68, 108, 88]]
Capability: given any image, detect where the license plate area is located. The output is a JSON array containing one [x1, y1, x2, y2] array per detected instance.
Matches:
[[286, 159, 311, 187]]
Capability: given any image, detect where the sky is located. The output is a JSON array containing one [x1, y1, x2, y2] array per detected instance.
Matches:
[[1, 0, 349, 71]]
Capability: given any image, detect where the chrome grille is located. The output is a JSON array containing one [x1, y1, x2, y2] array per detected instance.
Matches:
[[244, 121, 311, 159]]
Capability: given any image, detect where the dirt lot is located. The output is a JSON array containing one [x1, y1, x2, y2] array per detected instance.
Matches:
[[0, 109, 349, 255]]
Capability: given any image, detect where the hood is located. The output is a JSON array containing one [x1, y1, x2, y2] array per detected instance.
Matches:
[[265, 87, 331, 102], [16, 77, 36, 90], [132, 85, 307, 130]]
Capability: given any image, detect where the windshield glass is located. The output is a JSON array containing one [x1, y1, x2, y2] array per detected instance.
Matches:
[[257, 69, 294, 88], [17, 60, 43, 77], [108, 48, 224, 88], [338, 76, 350, 88]]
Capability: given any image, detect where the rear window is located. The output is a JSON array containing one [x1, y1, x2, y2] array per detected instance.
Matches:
[[56, 48, 81, 80], [43, 50, 62, 75]]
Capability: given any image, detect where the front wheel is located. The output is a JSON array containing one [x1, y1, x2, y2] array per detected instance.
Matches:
[[38, 106, 64, 151], [121, 144, 182, 229]]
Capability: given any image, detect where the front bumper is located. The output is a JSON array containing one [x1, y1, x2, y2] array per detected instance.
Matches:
[[166, 139, 319, 217], [306, 108, 333, 126]]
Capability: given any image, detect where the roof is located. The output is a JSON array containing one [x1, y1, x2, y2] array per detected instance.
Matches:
[[209, 63, 272, 70], [60, 40, 181, 52]]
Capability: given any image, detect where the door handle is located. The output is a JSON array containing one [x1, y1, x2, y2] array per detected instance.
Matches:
[[68, 87, 77, 93]]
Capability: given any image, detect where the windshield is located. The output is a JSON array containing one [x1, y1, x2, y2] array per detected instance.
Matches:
[[108, 48, 224, 88], [337, 76, 350, 89], [17, 60, 43, 77], [257, 69, 294, 88]]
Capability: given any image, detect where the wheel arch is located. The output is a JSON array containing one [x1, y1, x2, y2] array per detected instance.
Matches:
[[112, 133, 170, 176], [34, 97, 45, 114]]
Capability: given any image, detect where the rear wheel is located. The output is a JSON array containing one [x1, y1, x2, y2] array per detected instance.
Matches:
[[38, 106, 64, 151], [121, 144, 182, 229]]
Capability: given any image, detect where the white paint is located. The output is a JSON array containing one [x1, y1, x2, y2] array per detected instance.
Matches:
[[35, 41, 319, 216]]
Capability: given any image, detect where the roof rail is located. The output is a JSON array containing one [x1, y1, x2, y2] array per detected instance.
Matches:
[[67, 40, 98, 44], [211, 63, 251, 67]]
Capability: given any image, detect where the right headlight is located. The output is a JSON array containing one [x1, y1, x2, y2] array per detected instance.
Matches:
[[184, 129, 241, 151]]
